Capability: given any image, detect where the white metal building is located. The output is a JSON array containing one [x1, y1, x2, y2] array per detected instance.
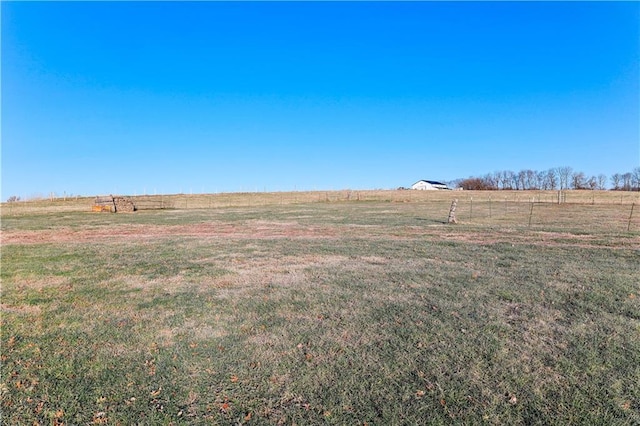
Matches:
[[411, 180, 450, 190]]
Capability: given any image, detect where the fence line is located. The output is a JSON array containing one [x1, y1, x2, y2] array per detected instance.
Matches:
[[3, 190, 640, 232], [446, 197, 639, 232]]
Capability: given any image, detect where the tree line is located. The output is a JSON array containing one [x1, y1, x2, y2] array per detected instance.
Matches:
[[450, 167, 640, 191]]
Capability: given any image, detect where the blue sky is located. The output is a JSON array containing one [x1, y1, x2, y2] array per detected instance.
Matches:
[[2, 1, 639, 199]]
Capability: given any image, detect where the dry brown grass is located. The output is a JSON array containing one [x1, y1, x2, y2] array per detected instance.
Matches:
[[1, 191, 639, 424], [4, 189, 638, 213]]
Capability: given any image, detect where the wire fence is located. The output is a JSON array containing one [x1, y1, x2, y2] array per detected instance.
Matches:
[[3, 190, 639, 233], [444, 197, 639, 233]]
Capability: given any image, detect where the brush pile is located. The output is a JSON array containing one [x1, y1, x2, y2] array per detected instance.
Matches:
[[93, 195, 136, 213], [113, 196, 136, 212]]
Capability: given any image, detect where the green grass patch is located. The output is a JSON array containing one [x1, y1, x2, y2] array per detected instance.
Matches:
[[2, 198, 639, 424]]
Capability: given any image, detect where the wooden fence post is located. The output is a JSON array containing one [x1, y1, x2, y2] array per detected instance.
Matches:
[[628, 203, 635, 232], [447, 199, 458, 224]]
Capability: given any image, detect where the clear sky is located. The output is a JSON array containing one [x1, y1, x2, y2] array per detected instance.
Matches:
[[2, 1, 639, 199]]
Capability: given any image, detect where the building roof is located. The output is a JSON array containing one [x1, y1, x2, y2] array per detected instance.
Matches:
[[415, 180, 447, 186]]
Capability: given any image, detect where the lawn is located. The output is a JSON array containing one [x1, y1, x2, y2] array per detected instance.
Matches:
[[1, 190, 639, 424]]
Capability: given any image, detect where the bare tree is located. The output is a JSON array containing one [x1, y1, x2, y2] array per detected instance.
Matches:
[[536, 171, 547, 189], [491, 171, 503, 189], [526, 170, 536, 189], [516, 170, 526, 190], [571, 171, 586, 189], [622, 173, 633, 191], [557, 166, 573, 190], [459, 177, 494, 190], [546, 168, 558, 190], [449, 167, 633, 192], [632, 167, 640, 191], [483, 173, 499, 190], [500, 171, 514, 190], [611, 173, 621, 190]]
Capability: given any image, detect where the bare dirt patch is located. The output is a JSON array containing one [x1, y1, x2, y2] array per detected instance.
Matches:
[[6, 221, 637, 252], [1, 221, 342, 245]]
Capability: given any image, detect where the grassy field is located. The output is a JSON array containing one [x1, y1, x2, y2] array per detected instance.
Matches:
[[2, 190, 639, 424]]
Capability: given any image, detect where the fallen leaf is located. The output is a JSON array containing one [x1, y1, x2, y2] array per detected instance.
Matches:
[[230, 375, 238, 383], [416, 390, 425, 398]]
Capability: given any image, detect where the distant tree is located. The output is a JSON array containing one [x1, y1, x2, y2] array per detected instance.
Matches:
[[536, 171, 548, 189], [632, 167, 640, 191], [571, 171, 586, 189], [516, 170, 526, 190], [491, 171, 503, 189], [500, 171, 514, 190], [622, 173, 633, 191], [447, 179, 463, 190], [528, 170, 537, 189], [597, 174, 607, 190], [611, 173, 621, 190], [459, 177, 495, 190], [450, 166, 631, 192], [7, 195, 20, 202], [546, 168, 558, 190], [483, 173, 499, 190], [558, 166, 573, 190]]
